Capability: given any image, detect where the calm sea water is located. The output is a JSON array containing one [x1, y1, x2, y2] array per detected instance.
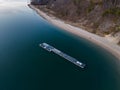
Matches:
[[0, 2, 120, 90]]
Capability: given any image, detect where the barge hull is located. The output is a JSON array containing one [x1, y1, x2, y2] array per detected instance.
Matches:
[[40, 43, 85, 68]]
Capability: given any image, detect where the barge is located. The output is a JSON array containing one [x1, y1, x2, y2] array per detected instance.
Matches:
[[39, 43, 85, 68]]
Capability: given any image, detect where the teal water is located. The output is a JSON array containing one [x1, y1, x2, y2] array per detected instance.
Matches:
[[0, 2, 120, 90]]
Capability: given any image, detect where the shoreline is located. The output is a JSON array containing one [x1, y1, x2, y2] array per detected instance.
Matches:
[[29, 4, 120, 60]]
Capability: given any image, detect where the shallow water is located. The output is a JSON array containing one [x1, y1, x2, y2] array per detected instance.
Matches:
[[0, 2, 120, 90]]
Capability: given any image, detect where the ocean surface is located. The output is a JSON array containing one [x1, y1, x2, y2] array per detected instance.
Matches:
[[0, 2, 120, 90]]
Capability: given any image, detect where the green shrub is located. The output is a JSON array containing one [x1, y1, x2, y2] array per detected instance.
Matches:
[[115, 26, 120, 32], [103, 8, 120, 16]]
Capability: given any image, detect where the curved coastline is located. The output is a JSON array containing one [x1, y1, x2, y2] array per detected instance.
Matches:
[[29, 4, 120, 61]]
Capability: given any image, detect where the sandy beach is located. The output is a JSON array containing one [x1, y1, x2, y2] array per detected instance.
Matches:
[[29, 5, 120, 60]]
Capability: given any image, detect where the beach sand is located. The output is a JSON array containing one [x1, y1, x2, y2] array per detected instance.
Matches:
[[29, 5, 120, 60]]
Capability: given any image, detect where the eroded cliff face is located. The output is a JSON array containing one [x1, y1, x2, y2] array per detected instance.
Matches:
[[34, 0, 120, 44]]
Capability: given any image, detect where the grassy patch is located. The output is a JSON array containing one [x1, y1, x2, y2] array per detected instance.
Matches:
[[106, 25, 120, 35]]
